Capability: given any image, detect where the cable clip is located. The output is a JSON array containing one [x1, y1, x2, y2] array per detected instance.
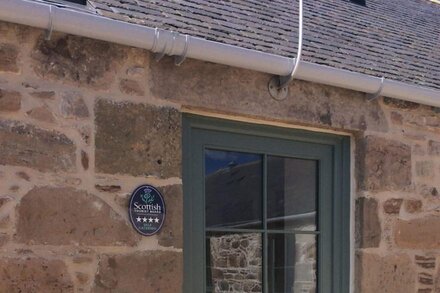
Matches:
[[367, 77, 385, 101]]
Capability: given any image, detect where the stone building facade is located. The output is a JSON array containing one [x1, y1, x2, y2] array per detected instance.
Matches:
[[0, 20, 439, 292]]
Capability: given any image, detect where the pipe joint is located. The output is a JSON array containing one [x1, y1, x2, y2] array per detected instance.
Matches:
[[151, 28, 189, 65]]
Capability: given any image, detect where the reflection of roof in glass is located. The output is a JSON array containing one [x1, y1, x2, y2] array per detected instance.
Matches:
[[205, 157, 317, 229]]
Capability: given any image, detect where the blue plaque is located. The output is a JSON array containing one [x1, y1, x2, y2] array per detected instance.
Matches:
[[129, 185, 166, 236]]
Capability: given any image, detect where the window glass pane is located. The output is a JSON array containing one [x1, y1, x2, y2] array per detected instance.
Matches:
[[205, 149, 263, 229], [267, 156, 318, 231], [268, 233, 317, 293], [206, 232, 262, 293]]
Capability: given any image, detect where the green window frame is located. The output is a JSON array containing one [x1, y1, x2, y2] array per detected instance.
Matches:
[[183, 114, 351, 293]]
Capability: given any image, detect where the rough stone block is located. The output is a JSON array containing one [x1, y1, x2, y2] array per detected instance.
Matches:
[[0, 43, 19, 73], [95, 184, 121, 192], [31, 34, 126, 89], [26, 106, 55, 123], [157, 185, 183, 248], [0, 88, 21, 112], [95, 99, 181, 178], [119, 79, 145, 96], [30, 90, 55, 99], [150, 57, 388, 132], [81, 150, 89, 170], [356, 135, 411, 191], [0, 120, 76, 172], [390, 111, 403, 125], [17, 187, 139, 246], [415, 255, 436, 269], [428, 140, 440, 156], [0, 258, 74, 292], [356, 197, 381, 248], [395, 216, 440, 249], [383, 198, 403, 214], [416, 161, 434, 178], [60, 92, 89, 118], [419, 272, 434, 285], [92, 251, 182, 293], [383, 97, 420, 110], [356, 252, 415, 293], [405, 199, 422, 213]]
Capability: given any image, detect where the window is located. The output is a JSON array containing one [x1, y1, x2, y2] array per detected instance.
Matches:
[[183, 115, 350, 293]]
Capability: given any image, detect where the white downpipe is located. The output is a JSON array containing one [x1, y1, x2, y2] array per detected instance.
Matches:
[[0, 0, 439, 105], [279, 0, 304, 88]]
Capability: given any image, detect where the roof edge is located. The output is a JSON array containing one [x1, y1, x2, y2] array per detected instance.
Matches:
[[1, 0, 439, 105]]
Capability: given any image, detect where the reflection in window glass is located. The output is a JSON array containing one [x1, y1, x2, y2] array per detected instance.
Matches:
[[205, 149, 263, 229], [267, 156, 318, 231], [268, 234, 317, 293], [206, 232, 262, 293]]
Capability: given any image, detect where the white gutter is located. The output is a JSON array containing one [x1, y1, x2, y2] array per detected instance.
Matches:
[[1, 0, 439, 106]]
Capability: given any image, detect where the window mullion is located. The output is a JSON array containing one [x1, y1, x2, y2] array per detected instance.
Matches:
[[263, 154, 268, 293]]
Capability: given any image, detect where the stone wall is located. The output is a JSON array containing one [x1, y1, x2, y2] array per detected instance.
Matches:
[[0, 20, 439, 292]]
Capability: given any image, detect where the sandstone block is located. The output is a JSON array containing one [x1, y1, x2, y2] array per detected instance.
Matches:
[[150, 57, 388, 132], [0, 43, 19, 73], [0, 233, 8, 247], [16, 171, 30, 181], [383, 198, 403, 214], [383, 97, 420, 109], [81, 150, 89, 170], [17, 187, 139, 246], [428, 140, 440, 156], [95, 99, 181, 178], [95, 185, 121, 192], [32, 34, 126, 89], [415, 256, 436, 269], [395, 216, 440, 249], [416, 161, 434, 178], [157, 184, 183, 248], [26, 106, 55, 123], [92, 251, 182, 293], [356, 252, 415, 293], [357, 135, 411, 191], [419, 272, 434, 285], [356, 197, 381, 248], [0, 88, 21, 112], [390, 111, 403, 125], [0, 257, 74, 292], [119, 79, 145, 96], [0, 120, 76, 172], [0, 197, 10, 209], [61, 92, 89, 118], [405, 199, 422, 213], [29, 90, 55, 99]]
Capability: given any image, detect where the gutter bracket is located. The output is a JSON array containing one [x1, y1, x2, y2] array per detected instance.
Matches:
[[45, 5, 55, 40], [174, 35, 189, 66], [367, 77, 385, 101], [154, 30, 168, 62]]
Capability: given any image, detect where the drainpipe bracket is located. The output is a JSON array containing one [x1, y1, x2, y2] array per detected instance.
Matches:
[[268, 76, 289, 101], [174, 35, 189, 66]]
